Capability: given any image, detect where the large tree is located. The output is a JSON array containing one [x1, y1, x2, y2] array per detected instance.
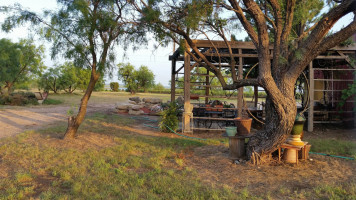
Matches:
[[1, 1, 143, 139], [0, 38, 45, 96], [133, 0, 356, 161]]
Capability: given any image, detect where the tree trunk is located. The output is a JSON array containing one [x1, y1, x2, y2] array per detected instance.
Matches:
[[3, 82, 13, 97], [246, 78, 297, 163], [63, 73, 99, 139]]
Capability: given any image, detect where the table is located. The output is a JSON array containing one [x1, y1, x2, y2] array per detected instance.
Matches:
[[278, 142, 309, 165]]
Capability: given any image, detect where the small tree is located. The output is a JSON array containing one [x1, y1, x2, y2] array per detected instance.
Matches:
[[117, 63, 138, 94], [38, 67, 62, 93], [153, 83, 165, 91], [110, 82, 119, 92], [2, 1, 144, 139], [136, 65, 155, 92], [0, 38, 45, 96], [58, 62, 79, 94]]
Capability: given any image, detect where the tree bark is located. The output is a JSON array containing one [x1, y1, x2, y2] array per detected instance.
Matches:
[[63, 72, 99, 139], [246, 76, 296, 162]]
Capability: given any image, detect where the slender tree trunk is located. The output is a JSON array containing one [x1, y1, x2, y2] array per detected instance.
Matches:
[[246, 77, 297, 163], [63, 73, 99, 139]]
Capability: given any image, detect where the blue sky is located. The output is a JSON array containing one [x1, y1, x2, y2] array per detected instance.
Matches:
[[0, 0, 354, 86]]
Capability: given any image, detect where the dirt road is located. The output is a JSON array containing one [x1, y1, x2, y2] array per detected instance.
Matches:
[[0, 103, 115, 138]]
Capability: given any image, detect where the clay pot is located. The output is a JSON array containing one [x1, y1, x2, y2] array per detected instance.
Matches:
[[234, 118, 252, 135]]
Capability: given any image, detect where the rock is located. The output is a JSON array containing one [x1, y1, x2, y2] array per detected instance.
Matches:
[[129, 97, 141, 103], [117, 109, 128, 113], [131, 105, 143, 111], [128, 100, 137, 104], [138, 102, 145, 106], [116, 104, 130, 110], [143, 98, 162, 104], [129, 109, 144, 115]]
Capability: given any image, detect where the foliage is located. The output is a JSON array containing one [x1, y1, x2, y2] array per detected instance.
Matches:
[[57, 62, 91, 94], [0, 92, 39, 106], [37, 67, 62, 93], [117, 63, 137, 94], [136, 65, 155, 92], [110, 82, 119, 92], [0, 38, 45, 95], [159, 102, 179, 133], [338, 77, 356, 112], [154, 83, 166, 91], [117, 63, 155, 94]]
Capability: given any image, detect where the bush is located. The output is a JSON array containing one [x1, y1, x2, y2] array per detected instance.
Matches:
[[110, 82, 119, 92], [159, 102, 179, 133], [0, 92, 39, 106]]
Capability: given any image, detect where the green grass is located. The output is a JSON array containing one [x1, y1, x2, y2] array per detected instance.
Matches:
[[308, 138, 356, 159], [0, 113, 253, 199], [0, 110, 354, 199], [43, 98, 63, 105]]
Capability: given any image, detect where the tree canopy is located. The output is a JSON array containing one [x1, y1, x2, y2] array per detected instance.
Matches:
[[0, 38, 45, 95]]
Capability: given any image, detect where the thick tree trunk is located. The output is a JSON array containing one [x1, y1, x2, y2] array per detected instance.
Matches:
[[63, 73, 99, 139], [246, 77, 297, 163]]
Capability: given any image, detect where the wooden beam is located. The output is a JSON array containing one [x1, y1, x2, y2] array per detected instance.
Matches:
[[183, 44, 192, 134], [238, 49, 243, 118], [254, 85, 258, 108], [354, 72, 356, 128], [308, 62, 314, 132], [171, 58, 176, 103], [205, 71, 209, 104]]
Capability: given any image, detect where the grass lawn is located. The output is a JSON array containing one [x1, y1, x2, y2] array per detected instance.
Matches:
[[0, 111, 355, 199], [0, 113, 247, 199]]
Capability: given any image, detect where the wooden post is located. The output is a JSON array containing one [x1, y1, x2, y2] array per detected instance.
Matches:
[[237, 48, 243, 117], [205, 70, 209, 104], [308, 62, 314, 132], [229, 137, 245, 159], [170, 58, 176, 103], [254, 85, 258, 108], [354, 72, 356, 128], [183, 45, 192, 134]]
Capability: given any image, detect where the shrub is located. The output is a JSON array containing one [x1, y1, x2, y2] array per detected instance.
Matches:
[[110, 82, 119, 92], [159, 102, 179, 133]]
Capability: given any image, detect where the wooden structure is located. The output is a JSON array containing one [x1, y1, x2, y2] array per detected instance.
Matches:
[[169, 40, 356, 133], [278, 142, 310, 165]]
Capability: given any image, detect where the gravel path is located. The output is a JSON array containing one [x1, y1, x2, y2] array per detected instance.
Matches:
[[0, 103, 115, 138]]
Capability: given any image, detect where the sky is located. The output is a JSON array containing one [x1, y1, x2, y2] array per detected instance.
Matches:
[[0, 0, 354, 87]]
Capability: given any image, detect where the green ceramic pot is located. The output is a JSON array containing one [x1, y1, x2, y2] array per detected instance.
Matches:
[[226, 127, 237, 137], [291, 113, 306, 135]]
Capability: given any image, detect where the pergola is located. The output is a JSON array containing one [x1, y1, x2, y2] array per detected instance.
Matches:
[[169, 40, 356, 133]]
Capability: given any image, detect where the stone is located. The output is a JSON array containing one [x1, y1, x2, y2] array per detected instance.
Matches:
[[131, 105, 143, 111], [129, 109, 144, 115], [129, 97, 141, 103], [117, 109, 128, 113], [143, 98, 162, 104], [116, 104, 130, 110], [128, 100, 137, 104]]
